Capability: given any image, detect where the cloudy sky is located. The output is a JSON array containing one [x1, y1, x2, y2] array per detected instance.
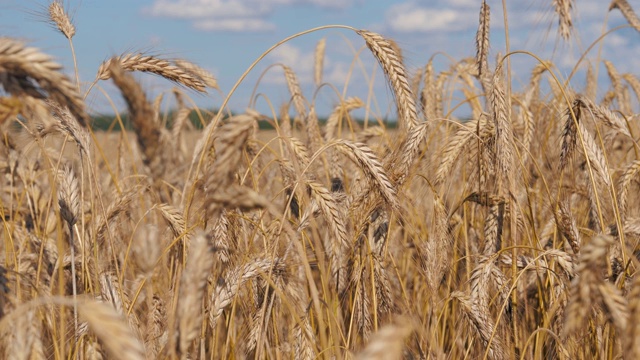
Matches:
[[0, 0, 637, 118]]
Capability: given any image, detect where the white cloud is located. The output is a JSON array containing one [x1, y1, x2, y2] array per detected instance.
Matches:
[[307, 0, 351, 10], [147, 0, 266, 19], [194, 18, 275, 32], [264, 43, 314, 84], [324, 61, 352, 84], [146, 0, 354, 32], [270, 43, 313, 66], [262, 42, 371, 91], [447, 0, 477, 7], [385, 2, 476, 33]]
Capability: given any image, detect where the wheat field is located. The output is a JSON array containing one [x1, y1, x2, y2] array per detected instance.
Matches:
[[0, 0, 639, 359]]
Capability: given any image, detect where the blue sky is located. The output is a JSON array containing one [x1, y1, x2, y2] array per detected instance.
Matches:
[[0, 0, 638, 119]]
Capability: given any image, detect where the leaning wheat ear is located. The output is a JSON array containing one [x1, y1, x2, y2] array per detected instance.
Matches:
[[357, 30, 418, 131], [98, 54, 207, 92], [107, 61, 165, 179], [174, 59, 219, 90], [0, 38, 88, 126], [610, 0, 640, 32], [79, 301, 145, 360], [57, 164, 81, 340]]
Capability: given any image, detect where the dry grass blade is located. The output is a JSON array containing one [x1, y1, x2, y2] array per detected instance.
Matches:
[[357, 30, 418, 130], [0, 38, 88, 125], [79, 301, 145, 360], [98, 54, 206, 92]]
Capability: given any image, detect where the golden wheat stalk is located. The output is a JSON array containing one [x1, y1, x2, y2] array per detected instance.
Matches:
[[355, 316, 413, 360], [314, 38, 326, 86], [553, 0, 574, 39], [108, 61, 165, 179], [0, 38, 88, 126], [174, 58, 219, 89], [48, 1, 75, 39], [282, 65, 308, 119], [334, 140, 398, 210], [98, 54, 207, 92], [563, 234, 614, 337], [174, 232, 213, 356], [79, 301, 146, 360], [475, 1, 490, 79], [357, 30, 418, 130], [610, 0, 640, 32], [209, 258, 276, 329]]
